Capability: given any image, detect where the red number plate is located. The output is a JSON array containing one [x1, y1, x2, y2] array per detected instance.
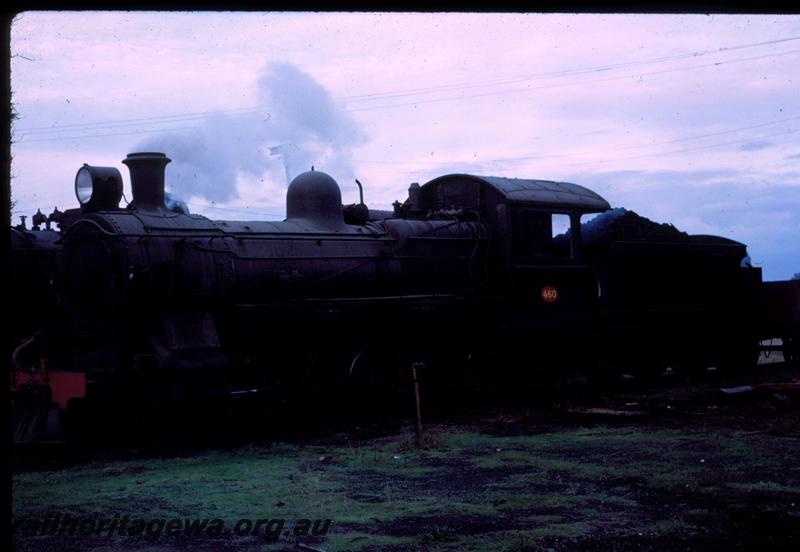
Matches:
[[541, 286, 559, 303]]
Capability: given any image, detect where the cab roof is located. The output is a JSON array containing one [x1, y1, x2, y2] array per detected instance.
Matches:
[[423, 174, 611, 212]]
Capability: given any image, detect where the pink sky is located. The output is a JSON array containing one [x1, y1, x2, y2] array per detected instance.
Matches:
[[10, 12, 800, 279]]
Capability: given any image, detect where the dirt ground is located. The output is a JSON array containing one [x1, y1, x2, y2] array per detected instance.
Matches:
[[11, 358, 800, 552]]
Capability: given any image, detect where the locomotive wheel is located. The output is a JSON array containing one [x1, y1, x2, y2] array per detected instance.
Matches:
[[631, 363, 664, 384], [674, 350, 708, 377], [345, 348, 412, 416], [12, 384, 57, 443], [675, 360, 706, 376], [718, 339, 760, 374], [60, 397, 89, 452], [623, 341, 664, 384], [585, 353, 623, 385]]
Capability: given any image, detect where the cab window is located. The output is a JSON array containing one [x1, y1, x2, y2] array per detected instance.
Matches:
[[512, 209, 572, 262]]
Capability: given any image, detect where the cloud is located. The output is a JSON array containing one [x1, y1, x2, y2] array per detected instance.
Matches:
[[133, 61, 366, 203]]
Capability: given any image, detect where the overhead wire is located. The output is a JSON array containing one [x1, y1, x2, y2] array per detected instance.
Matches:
[[18, 35, 800, 134], [337, 35, 800, 104], [357, 114, 800, 167], [11, 34, 800, 213], [361, 126, 800, 177], [486, 115, 800, 165], [530, 127, 800, 170], [17, 106, 269, 133], [346, 48, 800, 113], [13, 124, 797, 216], [15, 124, 203, 143], [12, 35, 800, 141]]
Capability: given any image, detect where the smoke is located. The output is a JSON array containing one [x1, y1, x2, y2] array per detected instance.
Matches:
[[134, 62, 366, 204]]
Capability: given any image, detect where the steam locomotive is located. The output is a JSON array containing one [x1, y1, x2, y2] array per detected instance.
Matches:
[[9, 152, 798, 440]]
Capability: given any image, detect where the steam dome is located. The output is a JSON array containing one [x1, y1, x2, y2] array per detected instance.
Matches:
[[286, 170, 345, 229]]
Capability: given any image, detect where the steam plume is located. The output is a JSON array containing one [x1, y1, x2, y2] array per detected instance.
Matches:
[[134, 62, 366, 204]]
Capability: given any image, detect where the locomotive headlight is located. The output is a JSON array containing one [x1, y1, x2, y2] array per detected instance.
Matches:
[[75, 168, 94, 205], [75, 164, 124, 211]]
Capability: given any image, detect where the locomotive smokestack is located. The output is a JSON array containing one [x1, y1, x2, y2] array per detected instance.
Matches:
[[122, 152, 171, 211]]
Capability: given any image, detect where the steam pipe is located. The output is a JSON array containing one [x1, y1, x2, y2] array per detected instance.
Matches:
[[355, 179, 364, 205]]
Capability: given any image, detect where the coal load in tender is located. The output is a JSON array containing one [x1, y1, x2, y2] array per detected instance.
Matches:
[[555, 207, 690, 259], [579, 207, 689, 245]]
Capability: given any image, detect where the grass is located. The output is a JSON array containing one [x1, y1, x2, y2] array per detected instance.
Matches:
[[13, 376, 800, 552]]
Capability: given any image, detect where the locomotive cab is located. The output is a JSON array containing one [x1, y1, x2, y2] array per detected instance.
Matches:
[[407, 174, 611, 371], [413, 173, 609, 277]]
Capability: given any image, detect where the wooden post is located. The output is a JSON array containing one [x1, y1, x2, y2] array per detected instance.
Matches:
[[411, 360, 424, 446]]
